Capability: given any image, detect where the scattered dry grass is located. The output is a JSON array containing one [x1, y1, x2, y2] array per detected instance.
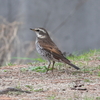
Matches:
[[0, 50, 100, 100]]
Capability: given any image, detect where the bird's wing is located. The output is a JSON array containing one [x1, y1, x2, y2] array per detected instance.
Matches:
[[38, 39, 80, 70], [38, 39, 63, 55], [44, 45, 62, 55], [38, 40, 70, 63]]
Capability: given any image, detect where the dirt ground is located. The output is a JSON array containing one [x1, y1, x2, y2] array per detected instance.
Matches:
[[0, 62, 100, 100]]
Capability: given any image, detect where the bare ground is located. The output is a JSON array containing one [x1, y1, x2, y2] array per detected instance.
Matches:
[[0, 60, 100, 100]]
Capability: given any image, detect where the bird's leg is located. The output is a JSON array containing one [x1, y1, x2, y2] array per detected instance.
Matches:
[[51, 61, 55, 73], [46, 60, 51, 73]]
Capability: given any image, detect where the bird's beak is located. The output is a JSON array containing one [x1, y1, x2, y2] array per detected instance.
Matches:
[[30, 28, 36, 31]]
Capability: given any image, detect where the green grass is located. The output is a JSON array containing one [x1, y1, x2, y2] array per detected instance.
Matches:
[[12, 49, 100, 63], [20, 66, 47, 73], [25, 85, 33, 89], [5, 62, 16, 66], [98, 72, 100, 77], [7, 84, 22, 95], [84, 79, 91, 82], [66, 49, 100, 75], [97, 65, 100, 69], [3, 69, 8, 72], [84, 96, 95, 100], [96, 97, 100, 100], [34, 88, 44, 92], [20, 65, 53, 73], [16, 83, 21, 89], [8, 91, 22, 95], [18, 49, 100, 74], [12, 57, 45, 62], [16, 49, 100, 74], [28, 66, 47, 72], [1, 49, 100, 99], [25, 85, 43, 92], [67, 49, 100, 61], [47, 95, 56, 100], [25, 85, 34, 91]]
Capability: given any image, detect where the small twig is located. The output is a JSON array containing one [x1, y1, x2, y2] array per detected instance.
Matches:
[[71, 79, 88, 91], [0, 87, 31, 94], [71, 87, 88, 91]]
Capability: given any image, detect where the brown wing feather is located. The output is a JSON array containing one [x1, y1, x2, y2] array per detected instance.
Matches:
[[38, 38, 63, 55], [38, 38, 70, 63], [38, 38, 80, 70]]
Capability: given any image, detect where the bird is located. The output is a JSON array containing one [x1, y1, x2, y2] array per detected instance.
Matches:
[[30, 27, 80, 73]]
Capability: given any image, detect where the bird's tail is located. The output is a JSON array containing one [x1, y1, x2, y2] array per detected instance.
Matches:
[[62, 58, 80, 70], [68, 63, 80, 70]]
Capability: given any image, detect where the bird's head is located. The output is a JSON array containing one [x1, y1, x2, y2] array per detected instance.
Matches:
[[30, 27, 49, 39]]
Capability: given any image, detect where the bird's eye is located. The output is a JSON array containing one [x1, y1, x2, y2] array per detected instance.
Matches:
[[36, 30, 39, 32]]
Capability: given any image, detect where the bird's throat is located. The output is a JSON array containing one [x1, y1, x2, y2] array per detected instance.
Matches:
[[36, 33, 46, 39]]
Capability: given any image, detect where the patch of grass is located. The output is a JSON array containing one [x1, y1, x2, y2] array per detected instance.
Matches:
[[72, 71, 81, 75], [73, 92, 80, 99], [97, 72, 100, 77], [28, 66, 47, 72], [84, 96, 94, 100], [25, 85, 43, 92], [20, 66, 51, 73], [89, 71, 93, 75], [25, 85, 33, 89], [19, 49, 100, 74], [3, 69, 8, 72], [81, 67, 97, 73], [14, 49, 100, 75], [34, 58, 45, 62], [81, 68, 91, 73], [67, 49, 100, 61], [25, 85, 34, 91], [80, 65, 100, 76], [20, 68, 28, 72], [12, 57, 45, 62], [16, 83, 21, 90], [96, 65, 100, 70], [78, 62, 86, 66], [47, 95, 56, 100], [55, 62, 64, 66], [67, 98, 73, 100], [34, 88, 44, 92], [8, 91, 22, 95], [5, 62, 15, 66], [7, 84, 22, 95], [97, 57, 100, 60], [84, 79, 91, 82], [96, 97, 100, 100]]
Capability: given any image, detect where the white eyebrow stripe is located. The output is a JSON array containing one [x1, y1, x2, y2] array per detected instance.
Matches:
[[38, 28, 46, 33]]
